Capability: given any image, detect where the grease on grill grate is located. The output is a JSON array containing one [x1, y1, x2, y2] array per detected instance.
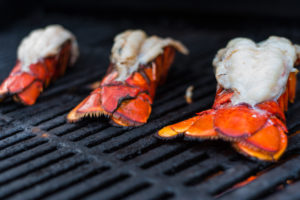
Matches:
[[0, 15, 299, 200]]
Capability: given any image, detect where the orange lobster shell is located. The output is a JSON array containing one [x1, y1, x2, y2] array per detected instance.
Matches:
[[0, 41, 72, 105], [158, 72, 297, 161], [67, 46, 177, 127]]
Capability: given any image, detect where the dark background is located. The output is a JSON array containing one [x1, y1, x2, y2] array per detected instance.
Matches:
[[1, 0, 300, 27]]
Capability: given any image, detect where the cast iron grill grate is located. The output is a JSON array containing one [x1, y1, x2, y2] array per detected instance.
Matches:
[[0, 13, 299, 200]]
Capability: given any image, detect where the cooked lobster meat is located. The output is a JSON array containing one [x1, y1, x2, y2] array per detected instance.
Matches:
[[67, 30, 188, 127], [0, 25, 79, 105], [158, 36, 299, 161]]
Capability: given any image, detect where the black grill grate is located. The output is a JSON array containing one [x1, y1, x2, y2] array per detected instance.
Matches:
[[0, 13, 299, 200]]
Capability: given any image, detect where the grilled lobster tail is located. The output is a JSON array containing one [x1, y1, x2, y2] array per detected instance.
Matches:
[[67, 30, 188, 127], [0, 25, 79, 105], [0, 42, 71, 105], [158, 36, 299, 161], [158, 72, 297, 161]]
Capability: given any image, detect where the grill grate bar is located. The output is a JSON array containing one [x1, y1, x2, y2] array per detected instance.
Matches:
[[154, 61, 212, 98], [163, 152, 209, 176], [183, 152, 233, 187], [151, 87, 215, 119], [40, 70, 105, 100], [97, 95, 213, 153], [115, 135, 162, 161], [129, 187, 174, 200], [38, 115, 67, 131], [219, 156, 300, 200], [0, 103, 22, 115], [140, 143, 190, 169], [84, 179, 151, 200], [185, 165, 225, 187], [210, 163, 263, 197], [6, 101, 60, 119], [36, 48, 108, 99], [62, 123, 109, 142], [29, 101, 81, 126], [48, 121, 89, 136], [83, 127, 125, 148], [45, 172, 131, 200], [0, 131, 35, 151], [264, 180, 300, 200], [0, 149, 73, 187], [287, 106, 300, 130], [0, 143, 57, 173], [18, 165, 110, 200], [146, 145, 205, 173], [155, 72, 197, 97], [45, 59, 102, 87], [0, 137, 48, 160], [1, 154, 86, 199], [154, 77, 214, 107], [0, 127, 23, 140], [287, 134, 300, 154]]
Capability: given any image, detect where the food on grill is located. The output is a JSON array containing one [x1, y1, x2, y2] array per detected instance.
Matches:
[[158, 36, 299, 161], [185, 85, 194, 104], [67, 30, 188, 127], [0, 25, 79, 105]]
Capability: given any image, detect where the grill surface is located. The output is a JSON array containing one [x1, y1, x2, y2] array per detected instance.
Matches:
[[0, 13, 300, 200]]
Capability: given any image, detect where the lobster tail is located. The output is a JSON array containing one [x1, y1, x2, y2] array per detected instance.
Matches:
[[158, 72, 297, 161], [0, 25, 78, 105], [67, 29, 189, 127], [157, 36, 299, 161], [0, 41, 72, 105], [67, 45, 179, 127]]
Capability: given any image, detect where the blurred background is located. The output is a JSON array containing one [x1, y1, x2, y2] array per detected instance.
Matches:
[[1, 0, 300, 27]]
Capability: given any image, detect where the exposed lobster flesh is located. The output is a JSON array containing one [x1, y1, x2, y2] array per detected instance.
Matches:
[[158, 36, 299, 161], [67, 30, 188, 127], [0, 25, 79, 105]]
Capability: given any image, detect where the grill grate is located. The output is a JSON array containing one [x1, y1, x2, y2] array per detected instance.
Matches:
[[0, 13, 299, 200]]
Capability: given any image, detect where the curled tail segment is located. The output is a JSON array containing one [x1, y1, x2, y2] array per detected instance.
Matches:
[[67, 47, 176, 127], [158, 72, 297, 161], [0, 41, 71, 105]]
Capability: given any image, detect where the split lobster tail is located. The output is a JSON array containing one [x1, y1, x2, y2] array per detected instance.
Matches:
[[158, 36, 299, 161], [67, 30, 188, 127], [0, 25, 79, 105]]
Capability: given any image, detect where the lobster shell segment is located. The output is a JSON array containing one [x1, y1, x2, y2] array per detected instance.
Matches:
[[214, 105, 268, 139]]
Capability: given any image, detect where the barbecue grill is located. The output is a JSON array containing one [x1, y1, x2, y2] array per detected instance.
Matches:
[[0, 2, 300, 200]]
